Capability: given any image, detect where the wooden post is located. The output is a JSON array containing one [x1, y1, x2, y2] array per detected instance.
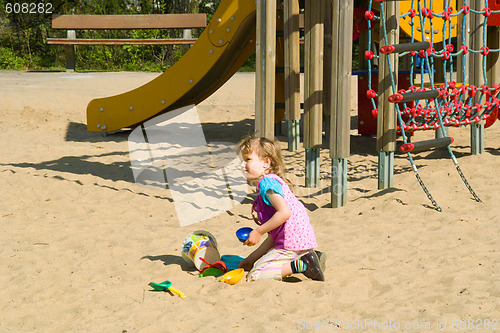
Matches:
[[256, 0, 276, 140], [376, 1, 399, 189], [469, 0, 485, 155], [323, 0, 332, 143], [304, 0, 324, 188], [329, 0, 353, 208], [284, 0, 301, 151]]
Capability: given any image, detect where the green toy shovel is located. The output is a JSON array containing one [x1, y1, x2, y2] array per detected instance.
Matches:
[[149, 280, 186, 299]]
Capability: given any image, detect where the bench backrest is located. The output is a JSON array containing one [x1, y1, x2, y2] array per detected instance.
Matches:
[[51, 14, 207, 30]]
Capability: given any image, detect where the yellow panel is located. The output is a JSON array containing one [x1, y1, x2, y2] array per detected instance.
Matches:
[[86, 0, 256, 133], [399, 1, 458, 43]]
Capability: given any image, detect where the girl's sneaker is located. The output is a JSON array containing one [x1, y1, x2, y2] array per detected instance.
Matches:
[[300, 250, 325, 281]]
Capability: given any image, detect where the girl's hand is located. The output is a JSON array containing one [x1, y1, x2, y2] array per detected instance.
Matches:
[[243, 229, 262, 246]]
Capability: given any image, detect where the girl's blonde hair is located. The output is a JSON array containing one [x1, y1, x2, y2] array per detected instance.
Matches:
[[238, 136, 292, 186]]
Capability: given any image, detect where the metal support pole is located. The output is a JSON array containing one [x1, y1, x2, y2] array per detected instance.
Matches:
[[287, 119, 300, 151], [331, 158, 348, 208], [378, 151, 394, 189], [471, 123, 485, 155], [305, 148, 320, 188], [65, 30, 76, 72]]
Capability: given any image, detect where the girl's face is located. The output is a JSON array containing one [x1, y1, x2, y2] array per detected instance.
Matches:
[[241, 150, 270, 181]]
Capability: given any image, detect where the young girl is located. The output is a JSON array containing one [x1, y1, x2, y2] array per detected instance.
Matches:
[[237, 136, 325, 281]]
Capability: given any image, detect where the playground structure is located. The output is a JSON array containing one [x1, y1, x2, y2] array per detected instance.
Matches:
[[360, 0, 500, 211], [255, 0, 500, 210], [86, 0, 500, 210]]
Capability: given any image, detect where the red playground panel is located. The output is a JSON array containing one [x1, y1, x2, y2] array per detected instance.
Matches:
[[488, 0, 500, 26], [356, 71, 412, 135]]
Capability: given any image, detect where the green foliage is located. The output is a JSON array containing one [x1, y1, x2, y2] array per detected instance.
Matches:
[[0, 46, 26, 69], [0, 0, 208, 71]]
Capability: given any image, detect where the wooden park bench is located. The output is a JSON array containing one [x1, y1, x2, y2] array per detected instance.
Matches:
[[46, 14, 207, 71]]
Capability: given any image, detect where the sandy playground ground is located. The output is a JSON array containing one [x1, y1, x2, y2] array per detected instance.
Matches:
[[0, 71, 499, 332]]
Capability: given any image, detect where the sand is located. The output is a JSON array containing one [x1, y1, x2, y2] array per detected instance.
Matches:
[[0, 71, 498, 332]]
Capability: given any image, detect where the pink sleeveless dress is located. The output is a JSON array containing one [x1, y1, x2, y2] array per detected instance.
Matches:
[[254, 174, 318, 250]]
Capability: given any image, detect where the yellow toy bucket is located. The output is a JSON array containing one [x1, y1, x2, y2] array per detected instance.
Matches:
[[181, 230, 220, 271]]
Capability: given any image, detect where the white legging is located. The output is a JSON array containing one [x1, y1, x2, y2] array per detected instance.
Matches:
[[247, 248, 309, 281]]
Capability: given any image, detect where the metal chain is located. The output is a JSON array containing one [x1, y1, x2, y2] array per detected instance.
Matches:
[[455, 164, 482, 202], [414, 170, 442, 212]]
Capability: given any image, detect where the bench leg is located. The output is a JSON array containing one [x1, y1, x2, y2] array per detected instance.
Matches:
[[65, 30, 76, 72]]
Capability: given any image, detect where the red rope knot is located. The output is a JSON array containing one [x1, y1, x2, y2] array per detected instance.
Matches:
[[388, 93, 403, 103], [474, 103, 483, 113], [446, 44, 454, 53], [422, 8, 434, 19], [480, 47, 489, 55], [409, 8, 417, 18], [367, 89, 377, 99], [364, 50, 374, 59], [468, 85, 477, 97], [461, 6, 470, 15], [418, 47, 436, 58], [364, 11, 375, 20], [443, 51, 450, 60], [483, 8, 492, 17], [371, 108, 378, 118], [443, 11, 451, 21], [465, 104, 472, 113], [480, 85, 490, 95], [380, 45, 395, 54], [448, 81, 457, 89], [460, 45, 469, 54]]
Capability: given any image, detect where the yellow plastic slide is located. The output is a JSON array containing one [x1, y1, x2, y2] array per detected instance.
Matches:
[[87, 0, 257, 133]]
